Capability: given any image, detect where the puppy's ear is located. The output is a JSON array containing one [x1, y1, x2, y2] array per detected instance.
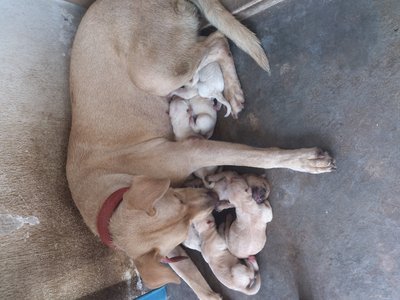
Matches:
[[125, 175, 170, 216], [135, 249, 181, 289]]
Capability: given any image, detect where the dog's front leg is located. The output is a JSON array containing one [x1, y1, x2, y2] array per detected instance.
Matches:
[[180, 139, 336, 174], [110, 138, 335, 184], [168, 246, 222, 300]]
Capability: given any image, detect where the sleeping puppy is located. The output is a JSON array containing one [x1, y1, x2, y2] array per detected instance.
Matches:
[[169, 96, 218, 185], [169, 98, 196, 141], [191, 213, 261, 295], [189, 96, 218, 139], [169, 96, 217, 140], [170, 62, 232, 117], [208, 171, 273, 258]]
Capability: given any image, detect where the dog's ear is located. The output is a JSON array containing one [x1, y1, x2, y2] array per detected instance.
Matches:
[[124, 175, 170, 216], [135, 249, 180, 289]]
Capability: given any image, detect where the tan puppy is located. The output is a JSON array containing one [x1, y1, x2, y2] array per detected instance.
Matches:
[[192, 213, 261, 295], [67, 0, 335, 298], [208, 171, 273, 258]]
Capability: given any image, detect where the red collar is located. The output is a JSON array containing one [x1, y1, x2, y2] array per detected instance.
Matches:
[[97, 187, 130, 248], [96, 186, 189, 263]]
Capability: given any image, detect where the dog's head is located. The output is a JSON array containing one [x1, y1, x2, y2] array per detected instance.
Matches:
[[110, 175, 218, 289], [243, 174, 270, 204], [230, 256, 261, 295]]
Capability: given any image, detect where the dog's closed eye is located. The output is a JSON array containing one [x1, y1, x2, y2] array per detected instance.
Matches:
[[173, 192, 185, 204], [251, 187, 267, 204]]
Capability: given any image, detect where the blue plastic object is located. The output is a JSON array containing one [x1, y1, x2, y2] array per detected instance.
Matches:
[[136, 287, 167, 300]]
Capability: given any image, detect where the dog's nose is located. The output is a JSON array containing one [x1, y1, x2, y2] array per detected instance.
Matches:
[[206, 190, 219, 202], [251, 187, 268, 204]]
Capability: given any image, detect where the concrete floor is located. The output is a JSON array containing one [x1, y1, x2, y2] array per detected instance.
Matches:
[[0, 1, 144, 299], [168, 0, 400, 299], [1, 0, 398, 299]]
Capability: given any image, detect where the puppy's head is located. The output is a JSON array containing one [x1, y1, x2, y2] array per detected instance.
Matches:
[[110, 175, 218, 289], [169, 99, 191, 133], [243, 174, 270, 204], [230, 257, 261, 295], [169, 97, 189, 118], [190, 113, 216, 138]]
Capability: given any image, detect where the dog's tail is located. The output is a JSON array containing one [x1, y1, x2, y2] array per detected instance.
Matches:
[[190, 0, 270, 73]]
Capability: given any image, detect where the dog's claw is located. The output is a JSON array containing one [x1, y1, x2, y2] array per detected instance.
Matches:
[[292, 148, 336, 174], [223, 82, 244, 118]]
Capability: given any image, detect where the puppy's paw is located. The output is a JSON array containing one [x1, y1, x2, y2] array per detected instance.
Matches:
[[224, 82, 244, 119], [291, 148, 336, 174]]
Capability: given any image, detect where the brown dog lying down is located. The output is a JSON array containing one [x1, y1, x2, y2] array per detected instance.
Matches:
[[208, 171, 273, 258], [188, 213, 261, 295], [67, 0, 335, 298]]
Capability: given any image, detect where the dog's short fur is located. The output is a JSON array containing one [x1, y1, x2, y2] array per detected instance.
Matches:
[[192, 213, 261, 295], [67, 0, 335, 298], [209, 171, 273, 258]]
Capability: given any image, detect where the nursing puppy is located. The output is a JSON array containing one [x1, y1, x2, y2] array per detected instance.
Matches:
[[169, 96, 218, 184], [189, 96, 218, 139], [171, 62, 232, 117], [169, 96, 217, 140], [208, 171, 273, 258], [192, 213, 261, 295]]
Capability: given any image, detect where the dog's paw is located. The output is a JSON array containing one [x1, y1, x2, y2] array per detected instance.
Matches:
[[291, 148, 336, 174], [224, 82, 244, 119]]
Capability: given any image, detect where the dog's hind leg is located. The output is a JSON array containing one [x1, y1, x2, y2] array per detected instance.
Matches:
[[168, 246, 222, 300], [194, 32, 245, 118], [129, 29, 244, 117]]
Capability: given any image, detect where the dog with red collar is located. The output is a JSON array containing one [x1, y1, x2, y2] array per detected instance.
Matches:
[[67, 0, 335, 298]]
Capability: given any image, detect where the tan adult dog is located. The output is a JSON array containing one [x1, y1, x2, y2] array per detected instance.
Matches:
[[67, 0, 335, 298]]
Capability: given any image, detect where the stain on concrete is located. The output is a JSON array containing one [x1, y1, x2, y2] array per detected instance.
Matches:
[[0, 214, 39, 236]]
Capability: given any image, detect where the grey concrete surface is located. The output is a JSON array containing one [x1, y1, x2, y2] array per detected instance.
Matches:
[[0, 0, 144, 299], [168, 0, 400, 299]]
